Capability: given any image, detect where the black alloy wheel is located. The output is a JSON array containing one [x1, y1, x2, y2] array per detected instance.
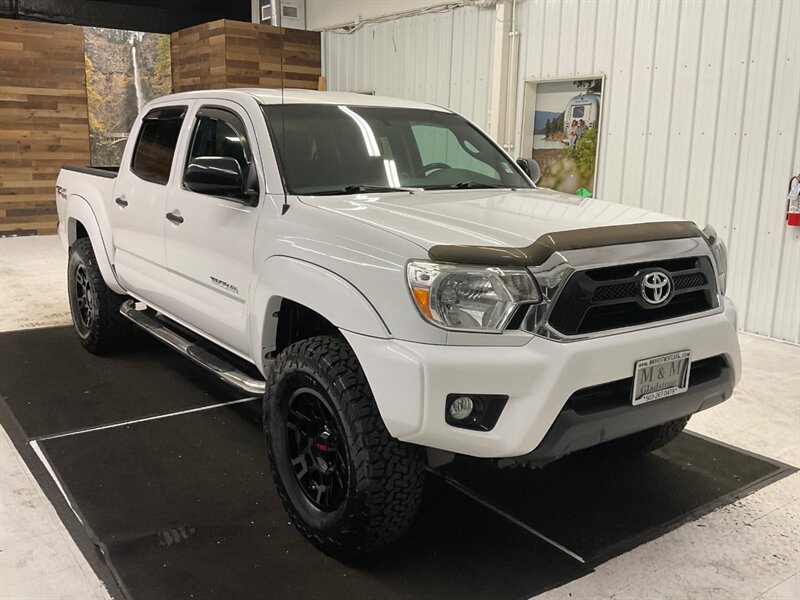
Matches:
[[286, 387, 349, 512], [264, 335, 425, 558], [67, 238, 132, 354], [73, 263, 96, 330]]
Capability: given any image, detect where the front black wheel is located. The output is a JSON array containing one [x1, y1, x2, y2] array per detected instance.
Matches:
[[285, 386, 350, 512], [67, 238, 132, 354], [264, 335, 425, 558]]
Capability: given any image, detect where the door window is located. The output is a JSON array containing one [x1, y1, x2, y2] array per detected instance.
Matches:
[[185, 107, 257, 198], [130, 106, 186, 185]]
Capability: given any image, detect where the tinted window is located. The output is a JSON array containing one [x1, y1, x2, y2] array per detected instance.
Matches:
[[411, 124, 500, 179], [184, 108, 258, 199], [131, 107, 185, 184], [187, 110, 251, 174], [262, 105, 529, 195]]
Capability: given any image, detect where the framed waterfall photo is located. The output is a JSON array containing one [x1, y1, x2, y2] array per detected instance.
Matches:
[[83, 27, 172, 166], [519, 76, 605, 197]]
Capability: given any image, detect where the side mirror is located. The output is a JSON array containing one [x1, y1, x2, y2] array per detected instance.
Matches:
[[185, 156, 246, 199], [516, 158, 541, 184]]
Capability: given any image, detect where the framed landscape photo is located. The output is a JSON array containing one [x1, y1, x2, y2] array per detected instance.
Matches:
[[520, 76, 604, 196], [83, 27, 172, 166]]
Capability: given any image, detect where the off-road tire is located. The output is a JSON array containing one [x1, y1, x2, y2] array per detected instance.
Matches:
[[67, 238, 132, 354], [264, 335, 425, 558], [609, 415, 690, 455]]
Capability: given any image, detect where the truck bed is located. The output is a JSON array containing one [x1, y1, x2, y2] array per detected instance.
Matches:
[[55, 165, 120, 252], [61, 165, 119, 179]]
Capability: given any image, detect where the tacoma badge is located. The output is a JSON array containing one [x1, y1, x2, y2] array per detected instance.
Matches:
[[210, 276, 239, 295]]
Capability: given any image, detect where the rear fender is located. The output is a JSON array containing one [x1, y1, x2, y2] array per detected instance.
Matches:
[[65, 195, 125, 295]]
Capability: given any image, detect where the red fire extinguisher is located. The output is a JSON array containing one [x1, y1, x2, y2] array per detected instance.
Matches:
[[788, 173, 800, 226]]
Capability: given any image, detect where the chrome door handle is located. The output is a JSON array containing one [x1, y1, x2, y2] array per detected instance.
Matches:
[[165, 211, 184, 224], [115, 197, 128, 207]]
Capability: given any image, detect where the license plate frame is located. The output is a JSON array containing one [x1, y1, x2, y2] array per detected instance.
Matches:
[[631, 350, 692, 406]]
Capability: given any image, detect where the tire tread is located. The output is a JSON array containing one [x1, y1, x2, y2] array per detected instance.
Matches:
[[264, 335, 424, 557], [69, 238, 131, 354]]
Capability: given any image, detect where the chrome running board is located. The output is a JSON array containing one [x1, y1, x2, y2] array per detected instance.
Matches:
[[120, 300, 266, 395]]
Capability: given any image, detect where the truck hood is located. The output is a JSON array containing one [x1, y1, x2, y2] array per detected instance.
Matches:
[[299, 188, 689, 251]]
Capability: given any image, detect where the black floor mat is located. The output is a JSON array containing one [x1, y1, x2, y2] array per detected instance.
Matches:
[[444, 433, 786, 565], [0, 326, 241, 438], [0, 326, 794, 599], [37, 404, 584, 600]]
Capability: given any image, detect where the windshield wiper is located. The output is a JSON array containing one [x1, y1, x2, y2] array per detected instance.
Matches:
[[312, 184, 420, 196], [449, 181, 513, 189], [424, 182, 513, 190]]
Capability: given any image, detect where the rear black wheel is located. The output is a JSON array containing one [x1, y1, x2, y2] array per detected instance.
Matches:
[[264, 335, 425, 558], [72, 263, 96, 331], [67, 238, 132, 354]]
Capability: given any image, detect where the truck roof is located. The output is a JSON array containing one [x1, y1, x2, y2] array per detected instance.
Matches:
[[152, 88, 450, 112]]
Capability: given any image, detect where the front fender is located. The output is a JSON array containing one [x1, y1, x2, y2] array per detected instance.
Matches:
[[65, 195, 125, 295], [250, 256, 390, 371]]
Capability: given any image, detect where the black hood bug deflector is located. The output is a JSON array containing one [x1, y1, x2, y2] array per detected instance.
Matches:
[[427, 221, 704, 266]]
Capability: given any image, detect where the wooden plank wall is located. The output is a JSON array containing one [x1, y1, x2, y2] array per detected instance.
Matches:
[[169, 19, 228, 92], [0, 18, 320, 236], [0, 19, 91, 236], [171, 20, 320, 92]]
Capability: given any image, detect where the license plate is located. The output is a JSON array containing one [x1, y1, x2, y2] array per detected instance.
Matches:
[[632, 350, 692, 406]]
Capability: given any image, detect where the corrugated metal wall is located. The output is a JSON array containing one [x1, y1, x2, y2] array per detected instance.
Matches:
[[513, 0, 800, 343], [322, 0, 800, 343], [322, 5, 495, 130]]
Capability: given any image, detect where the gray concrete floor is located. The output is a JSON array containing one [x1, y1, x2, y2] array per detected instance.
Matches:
[[0, 235, 798, 600]]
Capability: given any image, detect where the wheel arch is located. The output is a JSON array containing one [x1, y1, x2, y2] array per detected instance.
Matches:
[[65, 195, 125, 295], [251, 256, 390, 374]]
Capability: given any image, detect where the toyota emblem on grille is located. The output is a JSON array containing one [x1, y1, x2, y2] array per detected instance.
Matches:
[[640, 270, 672, 306]]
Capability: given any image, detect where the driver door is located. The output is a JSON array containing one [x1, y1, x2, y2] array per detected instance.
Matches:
[[162, 102, 262, 355]]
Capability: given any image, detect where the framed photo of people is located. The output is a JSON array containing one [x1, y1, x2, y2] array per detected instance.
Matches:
[[519, 76, 605, 197]]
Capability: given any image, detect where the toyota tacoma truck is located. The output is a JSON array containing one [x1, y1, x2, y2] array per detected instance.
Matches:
[[56, 89, 740, 557]]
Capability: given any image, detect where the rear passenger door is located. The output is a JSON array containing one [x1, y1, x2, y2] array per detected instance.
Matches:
[[161, 103, 262, 355], [111, 105, 189, 307]]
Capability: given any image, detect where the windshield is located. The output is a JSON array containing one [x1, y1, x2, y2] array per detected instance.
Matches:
[[262, 104, 531, 195]]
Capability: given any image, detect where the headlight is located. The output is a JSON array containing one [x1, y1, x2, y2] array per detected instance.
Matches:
[[703, 224, 728, 294], [406, 261, 541, 332]]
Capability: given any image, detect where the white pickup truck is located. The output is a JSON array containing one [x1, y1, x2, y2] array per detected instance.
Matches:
[[56, 89, 740, 557]]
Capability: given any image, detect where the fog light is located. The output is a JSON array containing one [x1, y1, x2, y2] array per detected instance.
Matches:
[[449, 396, 474, 420], [445, 393, 508, 431]]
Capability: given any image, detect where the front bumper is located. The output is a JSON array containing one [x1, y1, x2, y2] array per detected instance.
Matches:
[[498, 355, 732, 466], [343, 298, 741, 459]]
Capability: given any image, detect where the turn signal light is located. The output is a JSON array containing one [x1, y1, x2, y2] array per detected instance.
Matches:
[[411, 287, 432, 319]]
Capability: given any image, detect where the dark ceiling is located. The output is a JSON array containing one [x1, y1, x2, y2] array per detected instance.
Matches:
[[0, 0, 251, 33]]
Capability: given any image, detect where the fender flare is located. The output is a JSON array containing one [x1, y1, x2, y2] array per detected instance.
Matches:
[[65, 194, 126, 295], [250, 256, 389, 369]]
